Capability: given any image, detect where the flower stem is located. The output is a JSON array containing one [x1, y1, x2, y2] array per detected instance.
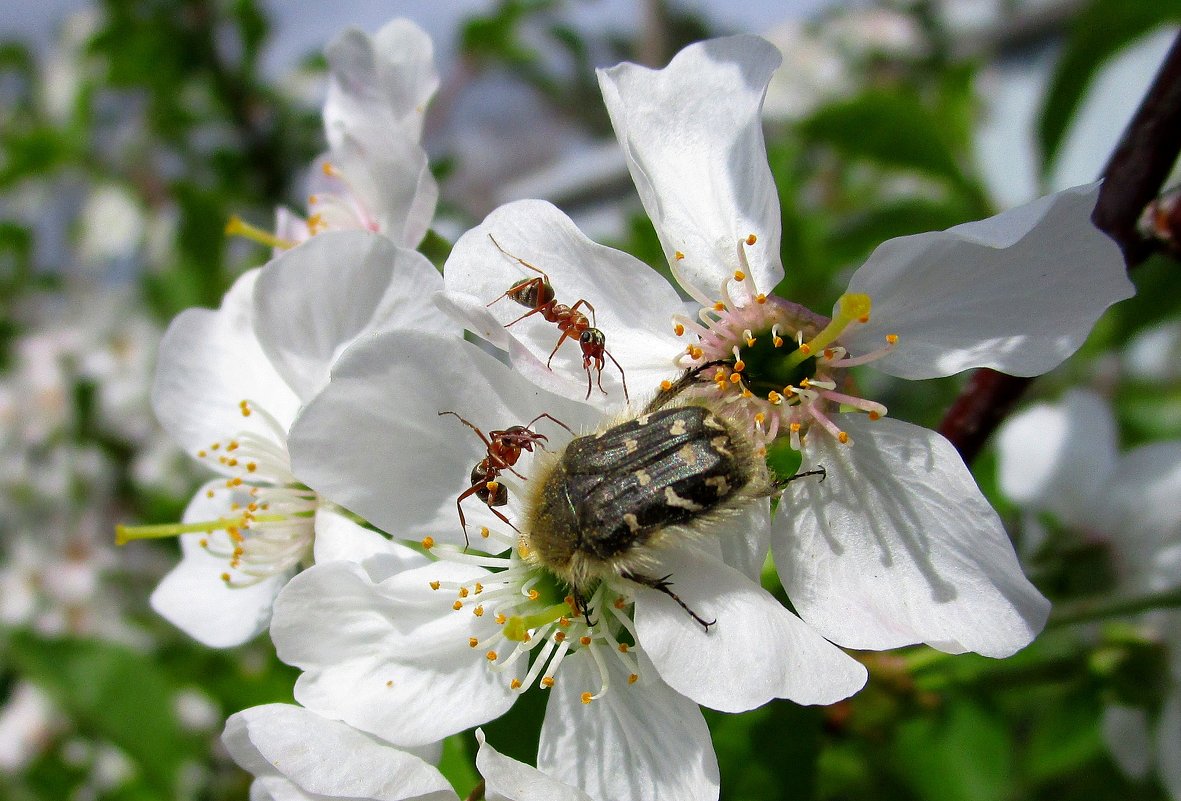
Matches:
[[1047, 587, 1181, 629], [464, 779, 485, 801]]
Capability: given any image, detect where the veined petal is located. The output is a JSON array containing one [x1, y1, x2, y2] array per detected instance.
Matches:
[[324, 18, 438, 149], [288, 331, 599, 545], [598, 36, 785, 298], [312, 507, 428, 571], [775, 415, 1050, 657], [440, 199, 684, 406], [538, 650, 719, 801], [996, 389, 1117, 529], [633, 545, 866, 711], [272, 560, 516, 747], [149, 481, 289, 648], [151, 269, 300, 460], [222, 704, 457, 801], [843, 183, 1133, 379], [475, 730, 592, 801], [253, 232, 448, 404]]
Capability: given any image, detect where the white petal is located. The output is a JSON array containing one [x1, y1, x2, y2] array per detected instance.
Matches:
[[271, 560, 516, 747], [149, 482, 289, 648], [440, 199, 684, 406], [1100, 704, 1152, 780], [633, 546, 865, 711], [1096, 442, 1181, 585], [253, 232, 448, 403], [713, 499, 771, 583], [223, 704, 457, 801], [475, 730, 591, 801], [843, 183, 1133, 379], [288, 331, 600, 545], [538, 650, 718, 801], [775, 415, 1050, 657], [152, 270, 300, 459], [598, 36, 785, 298], [312, 507, 429, 571], [995, 389, 1117, 527], [324, 18, 437, 149], [1157, 691, 1181, 801]]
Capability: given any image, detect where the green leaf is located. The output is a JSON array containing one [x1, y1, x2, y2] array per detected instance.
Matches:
[[1037, 0, 1181, 172], [799, 89, 970, 187], [892, 699, 1012, 801], [5, 632, 197, 795]]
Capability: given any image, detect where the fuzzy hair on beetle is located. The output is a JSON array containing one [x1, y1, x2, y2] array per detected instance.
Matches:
[[517, 360, 824, 629]]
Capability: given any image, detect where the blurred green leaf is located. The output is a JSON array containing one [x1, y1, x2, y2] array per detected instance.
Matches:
[[5, 632, 197, 795], [800, 89, 972, 188], [892, 699, 1012, 801], [705, 702, 822, 801], [1037, 0, 1181, 173]]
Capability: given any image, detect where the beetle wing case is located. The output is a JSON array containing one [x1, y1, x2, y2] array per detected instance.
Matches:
[[522, 402, 772, 591]]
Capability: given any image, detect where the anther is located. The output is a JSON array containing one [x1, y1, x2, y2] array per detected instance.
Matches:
[[713, 301, 726, 312], [674, 251, 685, 261], [480, 527, 490, 538], [745, 234, 757, 245], [660, 379, 673, 391], [734, 270, 746, 281], [755, 293, 767, 304], [485, 650, 498, 662], [581, 692, 593, 705], [618, 643, 629, 653], [838, 432, 849, 444], [886, 334, 899, 344], [452, 601, 463, 611], [422, 536, 435, 549], [473, 605, 485, 617], [541, 677, 555, 688], [527, 589, 540, 601], [458, 587, 470, 598], [510, 678, 522, 690], [579, 635, 592, 646], [468, 637, 479, 648]]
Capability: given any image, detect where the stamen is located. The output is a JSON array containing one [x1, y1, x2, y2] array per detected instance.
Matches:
[[224, 216, 295, 250]]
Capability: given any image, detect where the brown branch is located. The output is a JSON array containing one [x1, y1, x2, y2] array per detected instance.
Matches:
[[464, 779, 486, 801], [940, 30, 1181, 464]]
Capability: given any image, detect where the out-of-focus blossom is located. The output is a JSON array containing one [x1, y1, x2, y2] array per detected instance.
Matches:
[[224, 704, 591, 801], [0, 682, 62, 773], [998, 389, 1181, 800]]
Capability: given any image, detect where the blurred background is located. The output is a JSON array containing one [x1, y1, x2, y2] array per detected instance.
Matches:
[[2, 1, 1180, 799]]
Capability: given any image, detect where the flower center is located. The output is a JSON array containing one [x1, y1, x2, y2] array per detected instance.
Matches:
[[669, 236, 898, 451], [116, 400, 316, 587], [422, 532, 641, 703]]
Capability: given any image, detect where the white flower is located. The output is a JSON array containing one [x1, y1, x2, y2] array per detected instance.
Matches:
[[275, 331, 866, 801], [439, 35, 1135, 659], [262, 18, 438, 250], [223, 704, 590, 801], [998, 389, 1181, 800], [127, 232, 443, 647]]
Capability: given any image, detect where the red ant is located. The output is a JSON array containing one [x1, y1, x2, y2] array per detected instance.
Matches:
[[486, 235, 630, 403], [438, 410, 574, 547]]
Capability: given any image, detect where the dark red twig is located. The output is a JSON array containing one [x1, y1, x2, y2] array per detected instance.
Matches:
[[939, 30, 1181, 464]]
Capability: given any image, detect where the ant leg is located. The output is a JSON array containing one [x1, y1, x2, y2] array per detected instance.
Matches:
[[438, 411, 494, 452], [487, 503, 521, 535], [572, 589, 595, 628], [623, 573, 715, 632], [545, 328, 575, 368], [569, 298, 597, 328], [602, 348, 630, 404], [488, 234, 548, 278]]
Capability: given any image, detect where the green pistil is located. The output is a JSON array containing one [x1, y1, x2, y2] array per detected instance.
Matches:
[[503, 602, 575, 642], [114, 513, 298, 545], [740, 332, 818, 394], [782, 293, 872, 370]]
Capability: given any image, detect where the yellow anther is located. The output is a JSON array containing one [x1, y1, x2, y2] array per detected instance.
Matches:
[[510, 678, 522, 690], [246, 462, 257, 472], [618, 643, 629, 653], [198, 538, 208, 548], [308, 194, 318, 205], [674, 251, 685, 260], [868, 411, 882, 421], [485, 650, 498, 661], [838, 431, 849, 444], [322, 161, 338, 176], [614, 598, 627, 609], [687, 345, 704, 359], [474, 583, 484, 594], [473, 605, 485, 617], [386, 680, 393, 687], [211, 443, 221, 450], [554, 631, 567, 642], [767, 391, 783, 405], [452, 601, 463, 611], [220, 572, 231, 583], [790, 422, 801, 433], [429, 580, 441, 591], [485, 480, 500, 493], [458, 587, 470, 598], [713, 301, 726, 312], [746, 233, 757, 245], [755, 293, 767, 304], [579, 635, 592, 646], [205, 489, 215, 498], [673, 323, 685, 337], [773, 336, 784, 347], [480, 527, 490, 538], [754, 412, 766, 424], [468, 637, 479, 648], [226, 458, 238, 467], [495, 613, 507, 625], [581, 692, 593, 705], [745, 335, 756, 347], [741, 388, 752, 398], [422, 536, 435, 549], [798, 344, 812, 356], [197, 450, 207, 458], [733, 360, 745, 372], [729, 373, 742, 384], [660, 380, 673, 391], [528, 589, 540, 601], [518, 544, 531, 558], [628, 673, 639, 684], [227, 441, 239, 451], [734, 270, 746, 281], [886, 334, 899, 344], [541, 677, 555, 688]]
